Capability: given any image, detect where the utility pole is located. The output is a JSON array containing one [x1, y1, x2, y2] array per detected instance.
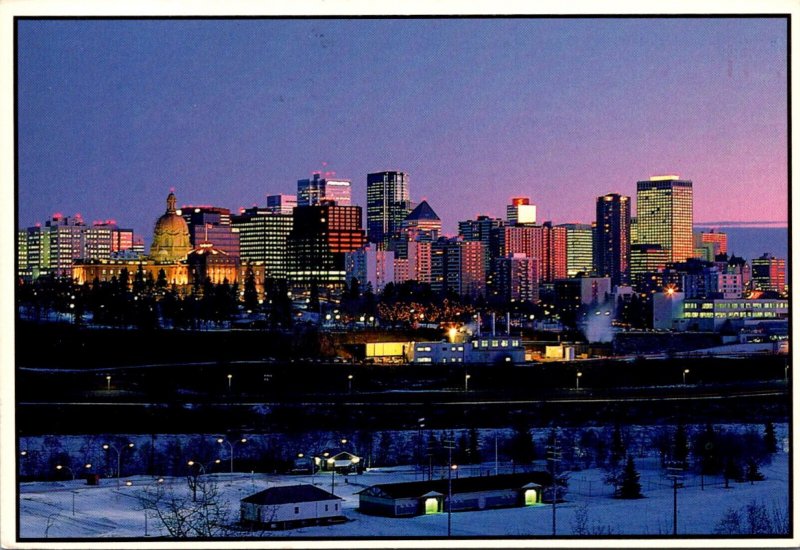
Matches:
[[443, 436, 455, 537], [546, 432, 562, 537], [666, 463, 685, 536]]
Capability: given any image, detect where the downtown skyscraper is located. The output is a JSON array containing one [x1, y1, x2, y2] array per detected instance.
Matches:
[[636, 175, 694, 265], [594, 193, 631, 287], [366, 171, 411, 247]]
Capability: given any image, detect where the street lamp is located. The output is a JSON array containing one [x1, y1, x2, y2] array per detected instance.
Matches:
[[347, 374, 353, 393], [464, 374, 471, 392], [102, 442, 134, 489], [227, 374, 233, 391], [217, 437, 248, 474], [106, 375, 111, 391], [576, 371, 582, 390], [683, 369, 690, 385], [328, 457, 336, 495]]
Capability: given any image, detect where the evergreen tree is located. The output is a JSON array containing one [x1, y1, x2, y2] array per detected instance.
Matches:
[[764, 422, 778, 454], [156, 269, 168, 293], [243, 265, 259, 312], [673, 424, 689, 467], [723, 457, 743, 488], [615, 455, 643, 499], [468, 427, 480, 465], [510, 423, 536, 465], [744, 458, 764, 484], [609, 424, 625, 469]]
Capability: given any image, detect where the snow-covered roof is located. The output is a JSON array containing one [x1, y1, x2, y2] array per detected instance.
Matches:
[[242, 484, 341, 505]]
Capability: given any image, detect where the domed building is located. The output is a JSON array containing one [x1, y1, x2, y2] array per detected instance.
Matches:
[[150, 192, 192, 262]]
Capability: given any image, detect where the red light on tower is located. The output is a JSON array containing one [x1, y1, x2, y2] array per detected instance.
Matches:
[[511, 197, 529, 206]]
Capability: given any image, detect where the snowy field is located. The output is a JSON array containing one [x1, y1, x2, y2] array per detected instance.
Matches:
[[17, 449, 791, 541]]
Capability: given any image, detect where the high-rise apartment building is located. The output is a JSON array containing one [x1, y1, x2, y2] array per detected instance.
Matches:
[[459, 215, 504, 280], [366, 171, 411, 246], [287, 204, 366, 286], [488, 253, 538, 303], [594, 193, 630, 286], [231, 207, 293, 280], [297, 173, 352, 207], [181, 205, 240, 258], [636, 175, 693, 264], [558, 223, 594, 278]]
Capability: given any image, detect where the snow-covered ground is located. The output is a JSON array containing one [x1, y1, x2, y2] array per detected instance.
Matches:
[[17, 450, 790, 540]]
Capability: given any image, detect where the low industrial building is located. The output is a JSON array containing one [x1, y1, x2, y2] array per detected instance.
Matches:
[[357, 472, 549, 517], [240, 484, 344, 530], [653, 291, 789, 332], [413, 336, 525, 365]]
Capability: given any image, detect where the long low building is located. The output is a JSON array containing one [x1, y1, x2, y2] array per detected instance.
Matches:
[[240, 484, 344, 530], [357, 472, 550, 517], [413, 336, 526, 365]]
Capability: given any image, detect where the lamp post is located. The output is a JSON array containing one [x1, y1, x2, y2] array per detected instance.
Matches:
[[106, 375, 111, 391], [576, 371, 582, 390], [328, 457, 336, 495], [187, 459, 221, 502], [785, 361, 789, 383], [217, 437, 247, 474], [464, 374, 471, 392], [103, 442, 134, 489], [227, 374, 233, 392], [347, 374, 353, 393], [683, 369, 690, 385]]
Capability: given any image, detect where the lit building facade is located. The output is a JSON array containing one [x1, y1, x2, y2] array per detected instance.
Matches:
[[266, 194, 298, 215], [401, 200, 441, 241], [180, 205, 240, 258], [231, 207, 293, 280], [629, 243, 668, 294], [506, 197, 537, 225], [298, 173, 352, 207], [488, 253, 538, 303], [559, 223, 594, 278], [594, 193, 630, 287], [693, 229, 727, 261], [366, 171, 411, 246], [287, 204, 366, 287], [636, 175, 693, 264], [751, 253, 786, 294]]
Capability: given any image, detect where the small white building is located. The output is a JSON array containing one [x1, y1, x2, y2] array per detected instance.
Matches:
[[240, 484, 344, 530], [413, 336, 525, 365]]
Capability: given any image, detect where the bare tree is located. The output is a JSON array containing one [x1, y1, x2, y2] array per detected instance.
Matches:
[[138, 478, 231, 538]]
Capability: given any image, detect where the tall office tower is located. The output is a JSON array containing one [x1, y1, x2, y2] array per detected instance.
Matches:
[[231, 207, 293, 279], [401, 200, 442, 241], [636, 175, 693, 264], [298, 173, 352, 207], [594, 193, 631, 287], [266, 194, 298, 215], [367, 171, 411, 246], [629, 243, 668, 294], [693, 229, 728, 261], [180, 205, 240, 258], [506, 197, 537, 225], [19, 225, 49, 281], [82, 223, 113, 261], [287, 204, 366, 286], [751, 253, 786, 294], [459, 215, 504, 279], [558, 223, 594, 277], [17, 230, 29, 281], [489, 253, 538, 303], [44, 213, 86, 278], [630, 217, 637, 245]]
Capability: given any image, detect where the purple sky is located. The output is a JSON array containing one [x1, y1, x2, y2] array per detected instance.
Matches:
[[17, 18, 788, 243]]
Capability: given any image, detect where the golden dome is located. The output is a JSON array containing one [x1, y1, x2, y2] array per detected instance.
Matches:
[[149, 192, 191, 262]]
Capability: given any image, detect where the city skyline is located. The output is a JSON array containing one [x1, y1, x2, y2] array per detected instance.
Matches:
[[16, 17, 788, 238]]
